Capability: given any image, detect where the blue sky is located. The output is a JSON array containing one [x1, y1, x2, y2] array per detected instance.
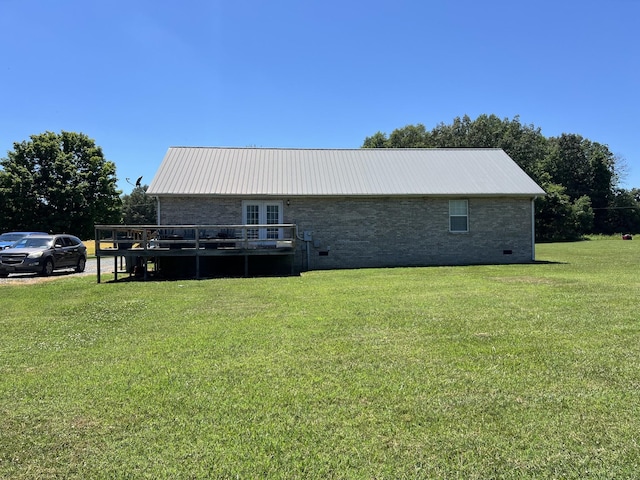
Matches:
[[1, 0, 639, 194]]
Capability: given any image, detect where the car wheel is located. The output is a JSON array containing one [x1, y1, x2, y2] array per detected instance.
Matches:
[[41, 258, 54, 276], [76, 256, 86, 273]]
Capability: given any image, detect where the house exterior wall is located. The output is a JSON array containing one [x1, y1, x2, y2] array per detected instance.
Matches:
[[157, 195, 535, 271]]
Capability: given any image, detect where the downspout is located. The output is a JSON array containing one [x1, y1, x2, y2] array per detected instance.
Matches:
[[156, 196, 161, 225], [294, 224, 310, 271]]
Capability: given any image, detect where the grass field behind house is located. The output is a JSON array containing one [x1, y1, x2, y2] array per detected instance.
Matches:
[[1, 237, 640, 478], [83, 239, 95, 256]]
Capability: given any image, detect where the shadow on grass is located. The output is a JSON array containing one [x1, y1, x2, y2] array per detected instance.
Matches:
[[1, 269, 88, 284]]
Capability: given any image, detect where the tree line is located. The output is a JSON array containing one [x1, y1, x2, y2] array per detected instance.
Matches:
[[0, 131, 156, 239], [2, 121, 638, 241], [363, 114, 640, 241]]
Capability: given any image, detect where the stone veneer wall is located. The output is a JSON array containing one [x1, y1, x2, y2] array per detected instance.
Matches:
[[157, 196, 535, 271]]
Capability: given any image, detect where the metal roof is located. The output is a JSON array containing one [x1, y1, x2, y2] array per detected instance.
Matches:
[[147, 147, 545, 197]]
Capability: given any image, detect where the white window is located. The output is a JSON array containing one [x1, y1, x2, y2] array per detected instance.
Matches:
[[449, 200, 468, 232], [245, 204, 260, 239], [242, 201, 283, 240]]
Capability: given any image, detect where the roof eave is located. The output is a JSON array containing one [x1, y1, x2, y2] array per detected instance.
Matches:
[[149, 192, 546, 198]]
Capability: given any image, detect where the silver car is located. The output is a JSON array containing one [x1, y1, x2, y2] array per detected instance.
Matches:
[[0, 234, 87, 277], [0, 231, 48, 249]]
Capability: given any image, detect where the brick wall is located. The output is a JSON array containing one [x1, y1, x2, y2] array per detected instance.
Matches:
[[159, 197, 239, 224], [158, 196, 535, 271]]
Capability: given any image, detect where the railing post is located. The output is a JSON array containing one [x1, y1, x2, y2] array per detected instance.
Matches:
[[195, 227, 200, 279]]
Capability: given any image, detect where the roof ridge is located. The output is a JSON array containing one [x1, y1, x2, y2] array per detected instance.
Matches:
[[167, 146, 505, 151]]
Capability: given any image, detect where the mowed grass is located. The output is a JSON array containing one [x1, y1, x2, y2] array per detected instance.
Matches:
[[1, 238, 640, 479]]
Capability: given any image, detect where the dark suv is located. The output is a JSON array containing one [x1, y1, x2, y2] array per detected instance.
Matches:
[[0, 234, 87, 277]]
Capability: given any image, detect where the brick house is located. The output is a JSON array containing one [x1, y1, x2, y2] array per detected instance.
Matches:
[[146, 147, 545, 273]]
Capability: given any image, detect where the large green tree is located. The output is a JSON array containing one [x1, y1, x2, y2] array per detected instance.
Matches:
[[121, 185, 157, 224], [540, 134, 616, 232], [602, 188, 640, 234], [0, 131, 121, 238], [535, 182, 594, 242]]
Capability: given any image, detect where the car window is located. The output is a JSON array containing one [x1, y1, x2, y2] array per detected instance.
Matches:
[[66, 237, 80, 246], [0, 234, 22, 242], [15, 238, 52, 248], [0, 232, 46, 242]]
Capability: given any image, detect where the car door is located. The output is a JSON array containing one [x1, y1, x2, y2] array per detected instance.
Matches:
[[64, 236, 82, 265], [52, 236, 68, 267]]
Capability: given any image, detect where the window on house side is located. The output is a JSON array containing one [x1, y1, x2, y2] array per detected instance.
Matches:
[[449, 200, 469, 232]]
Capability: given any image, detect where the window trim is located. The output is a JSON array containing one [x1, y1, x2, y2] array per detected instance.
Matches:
[[449, 199, 469, 233]]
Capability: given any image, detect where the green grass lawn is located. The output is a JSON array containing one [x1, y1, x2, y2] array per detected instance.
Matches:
[[2, 237, 640, 478]]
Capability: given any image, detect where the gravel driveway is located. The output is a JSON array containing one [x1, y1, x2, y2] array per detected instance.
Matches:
[[0, 258, 98, 285]]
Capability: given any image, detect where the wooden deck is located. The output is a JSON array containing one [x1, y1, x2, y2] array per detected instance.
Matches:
[[94, 224, 297, 282]]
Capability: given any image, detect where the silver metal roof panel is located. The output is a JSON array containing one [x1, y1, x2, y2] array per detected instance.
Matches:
[[147, 147, 546, 197]]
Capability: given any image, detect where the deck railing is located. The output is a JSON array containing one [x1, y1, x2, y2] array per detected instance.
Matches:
[[94, 224, 298, 281], [95, 224, 297, 253]]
